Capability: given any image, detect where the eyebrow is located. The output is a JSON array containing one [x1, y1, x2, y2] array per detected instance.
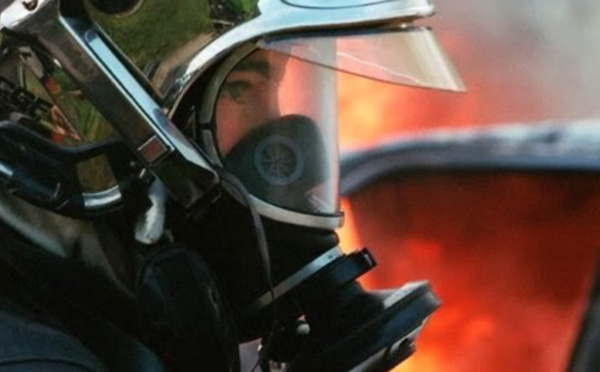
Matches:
[[232, 60, 271, 78]]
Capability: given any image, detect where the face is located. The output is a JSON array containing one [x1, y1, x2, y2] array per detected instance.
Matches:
[[215, 50, 288, 156]]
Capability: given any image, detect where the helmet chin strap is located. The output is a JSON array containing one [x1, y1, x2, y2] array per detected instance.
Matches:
[[215, 169, 280, 372], [217, 169, 273, 289]]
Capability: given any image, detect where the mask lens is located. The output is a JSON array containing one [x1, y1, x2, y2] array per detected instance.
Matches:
[[215, 49, 340, 215]]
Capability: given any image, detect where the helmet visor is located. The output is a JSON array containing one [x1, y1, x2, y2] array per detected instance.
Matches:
[[257, 26, 465, 92], [215, 49, 340, 215]]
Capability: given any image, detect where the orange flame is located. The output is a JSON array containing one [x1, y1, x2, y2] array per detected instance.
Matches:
[[336, 59, 600, 370], [338, 174, 600, 372]]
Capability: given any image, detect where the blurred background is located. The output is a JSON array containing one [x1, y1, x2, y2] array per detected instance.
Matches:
[[336, 1, 600, 371], [339, 0, 600, 147]]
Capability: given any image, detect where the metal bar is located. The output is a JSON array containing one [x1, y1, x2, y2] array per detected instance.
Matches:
[[0, 0, 218, 208]]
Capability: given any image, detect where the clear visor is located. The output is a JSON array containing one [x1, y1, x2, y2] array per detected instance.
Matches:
[[257, 26, 466, 92], [214, 27, 464, 216]]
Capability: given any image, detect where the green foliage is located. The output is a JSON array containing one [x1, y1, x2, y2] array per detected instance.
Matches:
[[87, 0, 213, 67], [224, 0, 258, 14]]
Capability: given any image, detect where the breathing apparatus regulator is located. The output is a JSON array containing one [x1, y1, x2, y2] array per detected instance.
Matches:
[[0, 0, 465, 370]]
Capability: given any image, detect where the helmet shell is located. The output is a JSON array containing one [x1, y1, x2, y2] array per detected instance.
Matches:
[[85, 0, 434, 114]]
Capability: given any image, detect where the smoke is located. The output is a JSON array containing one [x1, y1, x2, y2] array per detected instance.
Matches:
[[437, 0, 600, 119], [339, 0, 600, 149]]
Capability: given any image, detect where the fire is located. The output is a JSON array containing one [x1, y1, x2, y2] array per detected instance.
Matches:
[[333, 2, 600, 368], [336, 49, 600, 371], [338, 199, 362, 253], [338, 199, 376, 290], [337, 174, 600, 372], [338, 73, 477, 150]]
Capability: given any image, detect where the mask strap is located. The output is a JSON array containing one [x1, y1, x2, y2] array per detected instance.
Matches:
[[215, 168, 279, 371]]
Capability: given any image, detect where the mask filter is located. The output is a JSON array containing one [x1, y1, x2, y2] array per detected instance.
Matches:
[[224, 114, 330, 214]]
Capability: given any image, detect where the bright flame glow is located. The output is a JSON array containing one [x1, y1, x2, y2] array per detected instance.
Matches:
[[338, 199, 363, 254], [334, 3, 600, 368], [344, 174, 600, 372], [338, 198, 377, 290]]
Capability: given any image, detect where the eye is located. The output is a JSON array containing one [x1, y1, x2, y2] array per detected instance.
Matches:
[[222, 80, 252, 103]]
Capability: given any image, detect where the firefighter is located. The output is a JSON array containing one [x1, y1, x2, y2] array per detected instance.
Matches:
[[0, 0, 464, 371]]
